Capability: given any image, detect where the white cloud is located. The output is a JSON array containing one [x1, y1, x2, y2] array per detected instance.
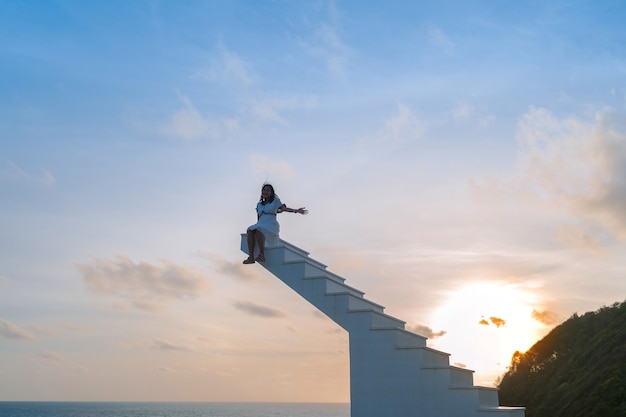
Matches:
[[294, 5, 353, 78], [472, 107, 626, 247], [427, 26, 455, 53], [553, 223, 605, 253], [191, 42, 257, 86], [241, 94, 318, 125], [247, 100, 287, 125], [313, 23, 351, 76], [0, 318, 37, 341], [386, 103, 417, 136], [0, 160, 55, 188], [41, 169, 55, 186], [204, 252, 263, 282], [164, 92, 239, 141], [249, 154, 296, 180], [359, 103, 424, 146], [451, 102, 495, 126], [518, 108, 626, 240], [76, 255, 210, 312], [451, 102, 473, 120]]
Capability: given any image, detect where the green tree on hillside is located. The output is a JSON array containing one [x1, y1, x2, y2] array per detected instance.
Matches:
[[498, 300, 626, 417]]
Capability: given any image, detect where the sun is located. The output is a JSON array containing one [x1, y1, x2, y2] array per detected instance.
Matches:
[[427, 281, 547, 384]]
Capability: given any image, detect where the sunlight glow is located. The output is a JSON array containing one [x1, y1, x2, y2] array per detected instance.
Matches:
[[428, 281, 547, 382]]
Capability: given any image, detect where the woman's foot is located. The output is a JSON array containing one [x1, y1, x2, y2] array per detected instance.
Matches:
[[242, 257, 255, 264], [255, 254, 266, 262]]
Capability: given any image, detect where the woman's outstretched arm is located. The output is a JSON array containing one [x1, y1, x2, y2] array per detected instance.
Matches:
[[278, 204, 308, 214]]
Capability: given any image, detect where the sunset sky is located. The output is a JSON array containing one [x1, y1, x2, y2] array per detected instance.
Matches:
[[2, 0, 626, 403]]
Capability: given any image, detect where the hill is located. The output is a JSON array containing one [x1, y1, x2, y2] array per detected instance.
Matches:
[[497, 300, 626, 417]]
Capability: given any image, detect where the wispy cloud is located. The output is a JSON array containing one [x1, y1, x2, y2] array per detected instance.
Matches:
[[471, 108, 626, 248], [0, 274, 9, 286], [76, 255, 210, 312], [204, 252, 263, 282], [518, 109, 626, 243], [312, 23, 352, 77], [427, 26, 455, 54], [249, 154, 296, 180], [451, 101, 495, 126], [241, 94, 318, 125], [40, 350, 64, 363], [0, 160, 55, 188], [293, 3, 353, 78], [0, 318, 37, 341], [409, 323, 447, 339], [233, 300, 288, 318], [164, 91, 239, 141], [531, 309, 560, 326], [359, 103, 425, 146], [152, 339, 192, 352], [190, 43, 317, 128], [554, 223, 605, 253], [385, 103, 424, 140], [62, 323, 92, 333], [191, 42, 257, 86]]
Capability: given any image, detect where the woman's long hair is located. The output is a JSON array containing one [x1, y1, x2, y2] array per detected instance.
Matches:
[[259, 183, 277, 204]]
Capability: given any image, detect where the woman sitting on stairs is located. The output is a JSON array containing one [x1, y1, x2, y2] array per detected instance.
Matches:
[[243, 183, 308, 264]]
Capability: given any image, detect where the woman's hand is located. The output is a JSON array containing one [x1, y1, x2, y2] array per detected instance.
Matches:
[[294, 207, 308, 215]]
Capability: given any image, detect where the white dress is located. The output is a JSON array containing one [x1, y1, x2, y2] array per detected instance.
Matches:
[[247, 197, 283, 246]]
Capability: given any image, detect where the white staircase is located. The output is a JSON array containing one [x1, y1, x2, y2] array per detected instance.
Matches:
[[241, 235, 525, 417]]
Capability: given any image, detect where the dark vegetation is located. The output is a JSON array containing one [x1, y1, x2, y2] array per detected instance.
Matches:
[[498, 300, 626, 417]]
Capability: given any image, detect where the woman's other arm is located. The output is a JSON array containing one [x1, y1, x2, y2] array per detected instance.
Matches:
[[277, 204, 308, 214]]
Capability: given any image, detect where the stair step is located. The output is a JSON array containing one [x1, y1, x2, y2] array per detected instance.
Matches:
[[451, 365, 475, 386], [396, 345, 451, 367], [421, 365, 474, 386], [348, 309, 405, 330], [279, 238, 311, 257], [478, 407, 526, 417], [370, 327, 427, 348], [282, 247, 328, 269], [304, 275, 365, 297], [449, 386, 500, 408], [327, 292, 385, 313], [281, 258, 347, 282]]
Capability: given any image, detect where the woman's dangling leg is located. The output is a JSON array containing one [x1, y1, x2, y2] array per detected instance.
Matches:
[[243, 229, 256, 264], [255, 231, 266, 261]]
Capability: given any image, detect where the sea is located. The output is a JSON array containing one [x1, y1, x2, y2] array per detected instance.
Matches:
[[0, 402, 350, 417]]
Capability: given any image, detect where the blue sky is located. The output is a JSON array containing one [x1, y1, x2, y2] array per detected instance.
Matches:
[[1, 0, 626, 402]]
